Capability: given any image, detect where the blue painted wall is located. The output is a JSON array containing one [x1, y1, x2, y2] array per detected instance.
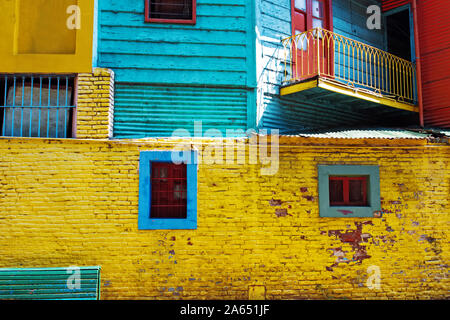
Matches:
[[334, 0, 384, 48], [256, 0, 394, 133], [97, 0, 256, 137]]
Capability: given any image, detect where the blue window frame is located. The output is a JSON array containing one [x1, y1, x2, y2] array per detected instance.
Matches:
[[318, 165, 381, 218], [138, 150, 198, 230]]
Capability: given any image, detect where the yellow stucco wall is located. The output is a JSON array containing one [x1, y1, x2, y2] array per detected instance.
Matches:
[[0, 0, 94, 73], [0, 136, 448, 299]]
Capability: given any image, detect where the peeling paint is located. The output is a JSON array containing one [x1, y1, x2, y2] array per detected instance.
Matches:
[[269, 198, 283, 206], [275, 208, 290, 217], [302, 195, 315, 201], [419, 235, 436, 243], [327, 221, 373, 270], [338, 209, 354, 215]]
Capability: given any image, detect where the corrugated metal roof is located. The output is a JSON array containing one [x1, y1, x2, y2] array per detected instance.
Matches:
[[279, 128, 450, 139]]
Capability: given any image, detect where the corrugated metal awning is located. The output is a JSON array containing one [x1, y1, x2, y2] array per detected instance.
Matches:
[[277, 128, 450, 140]]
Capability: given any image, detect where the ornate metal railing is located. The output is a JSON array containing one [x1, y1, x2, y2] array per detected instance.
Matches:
[[282, 28, 417, 104]]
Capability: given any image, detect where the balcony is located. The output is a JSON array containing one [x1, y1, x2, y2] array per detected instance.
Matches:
[[281, 28, 419, 113]]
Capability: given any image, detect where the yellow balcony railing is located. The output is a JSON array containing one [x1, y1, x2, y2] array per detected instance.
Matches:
[[282, 28, 417, 105]]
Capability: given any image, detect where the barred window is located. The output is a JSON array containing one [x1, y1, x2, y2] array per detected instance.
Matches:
[[151, 162, 187, 219], [145, 0, 196, 24], [0, 75, 75, 138], [138, 151, 197, 230]]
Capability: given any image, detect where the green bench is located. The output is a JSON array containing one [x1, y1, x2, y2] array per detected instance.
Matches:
[[0, 266, 101, 300]]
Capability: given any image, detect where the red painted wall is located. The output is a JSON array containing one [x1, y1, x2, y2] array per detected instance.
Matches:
[[381, 0, 410, 12], [382, 0, 450, 127]]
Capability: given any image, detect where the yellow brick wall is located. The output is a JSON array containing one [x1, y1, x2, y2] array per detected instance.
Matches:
[[0, 136, 448, 299], [76, 68, 114, 139]]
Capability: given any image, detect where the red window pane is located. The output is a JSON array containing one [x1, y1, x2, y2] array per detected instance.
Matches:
[[329, 179, 344, 203], [349, 179, 364, 203], [151, 162, 187, 218], [329, 176, 368, 206]]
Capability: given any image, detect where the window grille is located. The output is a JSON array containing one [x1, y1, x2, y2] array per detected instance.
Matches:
[[151, 162, 187, 218], [146, 0, 195, 23], [0, 75, 75, 138]]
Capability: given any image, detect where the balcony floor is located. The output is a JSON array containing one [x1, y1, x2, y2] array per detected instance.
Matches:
[[280, 76, 419, 113]]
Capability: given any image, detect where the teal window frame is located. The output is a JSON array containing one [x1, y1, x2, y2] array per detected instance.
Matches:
[[138, 150, 198, 230], [318, 165, 381, 218]]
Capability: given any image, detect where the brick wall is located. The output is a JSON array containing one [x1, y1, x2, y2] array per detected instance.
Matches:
[[75, 68, 114, 139], [0, 136, 448, 299]]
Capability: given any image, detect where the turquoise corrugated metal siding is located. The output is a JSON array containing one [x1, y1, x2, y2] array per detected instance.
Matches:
[[0, 267, 101, 300], [260, 90, 380, 134], [114, 84, 249, 138], [97, 0, 252, 87]]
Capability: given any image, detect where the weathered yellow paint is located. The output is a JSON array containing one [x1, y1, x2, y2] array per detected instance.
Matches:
[[0, 135, 448, 300], [280, 79, 318, 96], [0, 0, 94, 73]]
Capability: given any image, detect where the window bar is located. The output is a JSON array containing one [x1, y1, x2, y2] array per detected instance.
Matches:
[[2, 76, 7, 136], [29, 77, 34, 137], [56, 77, 60, 138], [64, 76, 68, 138], [38, 76, 42, 138], [47, 77, 51, 138], [11, 76, 16, 137], [20, 76, 25, 137]]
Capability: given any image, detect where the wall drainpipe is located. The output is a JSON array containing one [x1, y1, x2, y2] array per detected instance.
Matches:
[[412, 0, 424, 127]]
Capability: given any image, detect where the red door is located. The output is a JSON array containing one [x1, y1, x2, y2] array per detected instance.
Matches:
[[291, 0, 333, 80]]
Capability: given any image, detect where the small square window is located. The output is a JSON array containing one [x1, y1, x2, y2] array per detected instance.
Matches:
[[329, 176, 368, 206], [318, 165, 381, 218], [145, 0, 196, 24], [138, 150, 197, 230]]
